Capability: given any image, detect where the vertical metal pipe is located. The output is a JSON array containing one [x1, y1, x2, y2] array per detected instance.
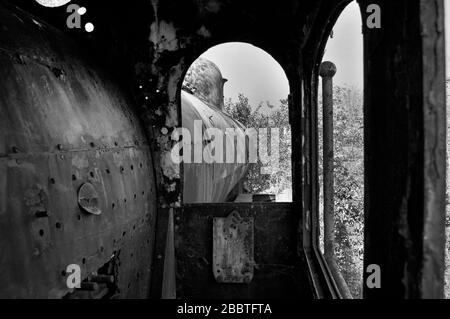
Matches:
[[319, 61, 337, 259], [319, 62, 352, 299]]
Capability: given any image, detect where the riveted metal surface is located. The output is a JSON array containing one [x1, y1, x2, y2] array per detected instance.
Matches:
[[4, 0, 446, 300], [0, 5, 157, 299]]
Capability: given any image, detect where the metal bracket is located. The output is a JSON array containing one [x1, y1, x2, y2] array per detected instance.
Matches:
[[212, 210, 254, 284]]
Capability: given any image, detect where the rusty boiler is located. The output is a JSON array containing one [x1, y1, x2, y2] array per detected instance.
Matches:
[[0, 3, 157, 298]]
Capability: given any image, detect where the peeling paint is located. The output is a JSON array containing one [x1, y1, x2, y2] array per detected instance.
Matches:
[[160, 151, 179, 180], [149, 20, 179, 52]]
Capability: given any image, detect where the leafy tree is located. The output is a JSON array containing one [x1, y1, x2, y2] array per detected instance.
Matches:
[[226, 86, 367, 299], [224, 94, 292, 196], [318, 85, 364, 298]]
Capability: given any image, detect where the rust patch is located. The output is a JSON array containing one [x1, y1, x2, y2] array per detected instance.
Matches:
[[213, 210, 254, 284], [24, 186, 48, 217]]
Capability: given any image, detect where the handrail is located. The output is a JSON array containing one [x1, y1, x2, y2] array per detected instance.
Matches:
[[319, 61, 353, 299]]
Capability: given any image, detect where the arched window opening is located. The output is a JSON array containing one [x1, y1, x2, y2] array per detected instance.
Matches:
[[317, 1, 364, 298], [179, 42, 292, 204]]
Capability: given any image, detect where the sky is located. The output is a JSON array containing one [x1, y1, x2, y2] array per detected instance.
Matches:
[[201, 43, 290, 107], [200, 1, 363, 107], [322, 1, 363, 89]]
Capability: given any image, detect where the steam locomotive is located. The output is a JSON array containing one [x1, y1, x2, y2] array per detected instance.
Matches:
[[0, 4, 248, 298]]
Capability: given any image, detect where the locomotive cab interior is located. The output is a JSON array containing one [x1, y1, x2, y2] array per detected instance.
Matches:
[[0, 0, 447, 300]]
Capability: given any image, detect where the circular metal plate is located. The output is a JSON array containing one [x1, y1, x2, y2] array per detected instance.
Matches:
[[78, 183, 102, 215]]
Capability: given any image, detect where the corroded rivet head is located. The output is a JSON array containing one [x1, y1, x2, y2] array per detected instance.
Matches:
[[319, 61, 337, 78]]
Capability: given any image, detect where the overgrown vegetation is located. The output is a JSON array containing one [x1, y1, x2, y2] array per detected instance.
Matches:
[[318, 85, 364, 299], [224, 94, 292, 196], [226, 86, 364, 298], [226, 83, 450, 299]]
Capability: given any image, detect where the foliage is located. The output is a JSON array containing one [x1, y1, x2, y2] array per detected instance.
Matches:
[[224, 94, 292, 196], [318, 85, 364, 299], [225, 82, 450, 299], [226, 86, 366, 298], [317, 82, 450, 299]]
